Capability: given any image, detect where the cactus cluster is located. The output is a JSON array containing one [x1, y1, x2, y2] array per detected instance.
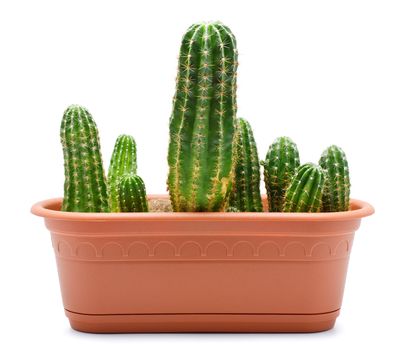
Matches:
[[108, 135, 137, 212], [262, 136, 351, 213], [229, 118, 262, 212], [58, 22, 352, 215], [60, 106, 147, 213], [167, 22, 238, 212]]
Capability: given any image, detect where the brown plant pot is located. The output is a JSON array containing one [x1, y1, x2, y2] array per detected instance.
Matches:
[[31, 195, 374, 333]]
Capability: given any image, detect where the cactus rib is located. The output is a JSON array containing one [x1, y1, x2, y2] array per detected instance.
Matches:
[[167, 22, 238, 211], [60, 105, 109, 212]]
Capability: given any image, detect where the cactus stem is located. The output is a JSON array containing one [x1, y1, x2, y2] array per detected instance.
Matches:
[[283, 163, 325, 213], [60, 105, 109, 212], [171, 24, 202, 211], [168, 22, 238, 211], [229, 118, 263, 212], [319, 145, 350, 212]]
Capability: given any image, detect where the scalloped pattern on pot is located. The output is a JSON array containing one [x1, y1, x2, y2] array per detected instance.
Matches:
[[50, 233, 354, 261]]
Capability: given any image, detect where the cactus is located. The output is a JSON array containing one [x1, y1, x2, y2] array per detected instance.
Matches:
[[229, 118, 263, 212], [262, 137, 300, 212], [283, 163, 325, 213], [107, 135, 137, 212], [60, 105, 110, 212], [167, 21, 238, 212], [319, 145, 350, 212], [118, 174, 148, 212]]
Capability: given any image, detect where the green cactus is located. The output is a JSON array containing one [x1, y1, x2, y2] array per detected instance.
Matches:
[[229, 118, 263, 212], [262, 137, 300, 212], [167, 21, 238, 212], [319, 145, 350, 212], [283, 163, 325, 213], [107, 135, 137, 212], [118, 174, 148, 212], [60, 105, 110, 212]]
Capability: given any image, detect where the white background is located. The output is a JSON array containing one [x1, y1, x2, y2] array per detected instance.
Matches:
[[0, 0, 405, 348]]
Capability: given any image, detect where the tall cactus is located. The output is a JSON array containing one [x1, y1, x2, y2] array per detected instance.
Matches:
[[108, 135, 137, 212], [283, 163, 325, 213], [229, 118, 262, 212], [262, 137, 300, 212], [167, 21, 238, 212], [319, 145, 350, 212], [60, 105, 110, 212], [118, 174, 148, 212]]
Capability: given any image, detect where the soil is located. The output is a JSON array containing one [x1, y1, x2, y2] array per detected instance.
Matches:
[[148, 198, 173, 212]]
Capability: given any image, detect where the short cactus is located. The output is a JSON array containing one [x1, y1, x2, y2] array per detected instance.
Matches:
[[229, 118, 263, 212], [262, 137, 300, 212], [283, 163, 325, 213], [60, 105, 110, 212], [118, 174, 148, 212], [108, 135, 137, 212], [167, 21, 238, 212], [319, 145, 350, 212]]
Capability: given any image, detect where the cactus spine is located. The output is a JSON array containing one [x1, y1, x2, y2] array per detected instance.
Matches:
[[283, 163, 325, 212], [319, 145, 350, 212], [118, 174, 148, 212], [167, 22, 238, 212], [60, 105, 109, 212], [229, 118, 262, 212], [263, 137, 300, 212], [107, 135, 137, 212]]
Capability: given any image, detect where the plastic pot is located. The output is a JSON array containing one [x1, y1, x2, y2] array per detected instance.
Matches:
[[31, 195, 374, 333]]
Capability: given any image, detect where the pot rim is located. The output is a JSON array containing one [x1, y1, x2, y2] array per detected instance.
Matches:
[[31, 196, 374, 222]]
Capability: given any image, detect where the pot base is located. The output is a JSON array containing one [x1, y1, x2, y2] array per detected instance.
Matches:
[[65, 309, 339, 333]]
